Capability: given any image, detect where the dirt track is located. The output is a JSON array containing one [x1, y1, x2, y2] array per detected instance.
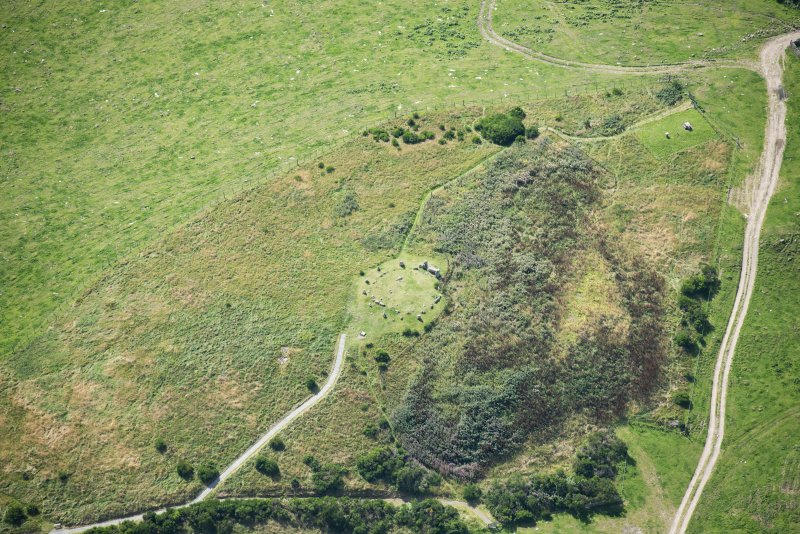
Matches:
[[478, 0, 757, 74], [669, 30, 800, 534]]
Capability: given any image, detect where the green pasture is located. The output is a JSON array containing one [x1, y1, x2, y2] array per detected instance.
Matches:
[[493, 0, 800, 66], [635, 108, 718, 158]]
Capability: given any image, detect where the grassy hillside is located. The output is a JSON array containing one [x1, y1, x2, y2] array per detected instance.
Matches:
[[0, 109, 501, 525], [687, 49, 800, 534], [0, 0, 634, 358], [493, 0, 800, 66]]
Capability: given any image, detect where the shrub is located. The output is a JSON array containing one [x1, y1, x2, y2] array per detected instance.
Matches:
[[612, 87, 623, 96], [438, 138, 447, 145], [57, 471, 70, 483], [475, 111, 525, 146], [401, 328, 420, 337], [526, 126, 540, 139], [413, 112, 420, 119], [325, 165, 335, 173], [674, 330, 697, 352], [472, 135, 482, 144], [303, 455, 321, 471], [269, 436, 286, 452], [334, 190, 359, 217], [392, 138, 400, 148], [673, 391, 692, 409], [255, 456, 280, 477], [681, 264, 721, 299], [318, 162, 324, 168], [601, 114, 625, 135], [508, 106, 526, 120], [197, 464, 219, 485], [463, 483, 483, 503], [155, 438, 167, 453], [572, 431, 628, 479], [407, 118, 416, 127], [3, 505, 25, 526], [374, 350, 390, 364], [402, 131, 423, 144], [356, 446, 404, 483], [391, 127, 405, 138], [443, 129, 456, 141], [656, 80, 685, 106], [363, 423, 379, 439], [678, 295, 710, 333], [421, 130, 435, 140], [25, 505, 39, 517], [305, 378, 319, 392], [311, 463, 345, 494], [176, 460, 194, 480], [439, 124, 446, 131]]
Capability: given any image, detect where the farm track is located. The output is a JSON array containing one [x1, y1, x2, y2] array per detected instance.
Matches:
[[479, 2, 800, 532], [45, 4, 799, 533], [478, 0, 759, 75]]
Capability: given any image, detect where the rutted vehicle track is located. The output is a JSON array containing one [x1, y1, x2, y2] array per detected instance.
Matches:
[[478, 0, 758, 75]]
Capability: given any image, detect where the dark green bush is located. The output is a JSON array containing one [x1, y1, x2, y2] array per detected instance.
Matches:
[[305, 378, 319, 392], [526, 126, 540, 139], [303, 455, 321, 471], [356, 446, 404, 483], [673, 391, 692, 409], [508, 106, 526, 120], [656, 80, 685, 106], [573, 431, 628, 479], [197, 463, 219, 485], [176, 460, 194, 480], [325, 165, 335, 173], [475, 111, 525, 146], [674, 329, 698, 352], [25, 505, 39, 517], [401, 328, 420, 337], [255, 456, 280, 477], [680, 264, 720, 299], [463, 483, 483, 503], [154, 438, 167, 454], [318, 162, 325, 169], [269, 437, 285, 452], [311, 463, 345, 494], [3, 505, 25, 526], [374, 350, 390, 364], [443, 129, 456, 141], [678, 295, 710, 333]]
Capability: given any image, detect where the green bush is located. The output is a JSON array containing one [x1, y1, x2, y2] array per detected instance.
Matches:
[[305, 378, 319, 392], [25, 505, 40, 517], [526, 126, 540, 139], [325, 165, 335, 173], [443, 129, 456, 141], [673, 391, 692, 409], [255, 456, 280, 477], [678, 295, 710, 333], [674, 329, 698, 352], [176, 460, 194, 480], [475, 111, 525, 146], [303, 455, 321, 471], [374, 350, 390, 364], [463, 483, 483, 503], [472, 135, 482, 144], [508, 106, 526, 120], [656, 80, 685, 106], [318, 162, 325, 169], [197, 464, 219, 485], [269, 436, 286, 452], [572, 431, 628, 479], [401, 328, 420, 337], [356, 446, 404, 483], [154, 438, 167, 454], [3, 505, 25, 526], [680, 264, 721, 299], [334, 190, 359, 217], [311, 463, 345, 494]]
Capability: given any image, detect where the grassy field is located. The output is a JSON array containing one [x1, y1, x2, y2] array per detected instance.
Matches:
[[686, 51, 800, 534], [0, 109, 502, 525], [493, 0, 800, 66], [2, 0, 797, 530], [635, 108, 718, 158], [0, 0, 637, 358]]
